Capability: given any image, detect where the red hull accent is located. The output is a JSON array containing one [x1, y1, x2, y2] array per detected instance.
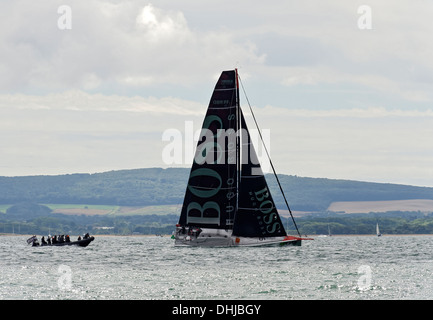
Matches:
[[283, 235, 314, 241]]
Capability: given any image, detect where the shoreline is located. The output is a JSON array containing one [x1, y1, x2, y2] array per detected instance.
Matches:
[[0, 233, 169, 237], [2, 233, 433, 237]]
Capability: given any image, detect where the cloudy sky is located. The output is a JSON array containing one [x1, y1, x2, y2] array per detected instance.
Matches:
[[1, 1, 433, 187]]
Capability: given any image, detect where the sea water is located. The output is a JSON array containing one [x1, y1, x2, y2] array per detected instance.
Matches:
[[1, 235, 432, 300]]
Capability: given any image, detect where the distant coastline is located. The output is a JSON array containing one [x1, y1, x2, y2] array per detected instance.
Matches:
[[1, 167, 433, 213], [1, 168, 433, 235], [3, 233, 433, 238]]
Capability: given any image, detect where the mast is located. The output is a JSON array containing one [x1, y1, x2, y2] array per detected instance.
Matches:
[[235, 68, 241, 220]]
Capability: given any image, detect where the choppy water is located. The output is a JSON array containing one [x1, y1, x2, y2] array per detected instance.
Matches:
[[1, 235, 433, 300]]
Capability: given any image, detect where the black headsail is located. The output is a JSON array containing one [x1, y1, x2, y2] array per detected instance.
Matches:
[[178, 70, 239, 229], [232, 110, 287, 238]]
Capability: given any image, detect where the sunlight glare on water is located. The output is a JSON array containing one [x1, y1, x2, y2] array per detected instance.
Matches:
[[1, 235, 433, 300]]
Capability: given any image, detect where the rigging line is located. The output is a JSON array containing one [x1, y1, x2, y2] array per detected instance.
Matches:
[[238, 74, 301, 237]]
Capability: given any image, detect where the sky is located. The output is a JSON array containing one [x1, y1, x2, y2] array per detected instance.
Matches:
[[1, 0, 433, 187]]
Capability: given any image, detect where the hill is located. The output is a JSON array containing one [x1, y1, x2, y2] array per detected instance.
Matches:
[[1, 167, 433, 212], [0, 168, 186, 207], [2, 168, 433, 235]]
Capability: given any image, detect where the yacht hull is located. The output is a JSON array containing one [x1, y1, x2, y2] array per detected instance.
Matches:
[[174, 227, 308, 247]]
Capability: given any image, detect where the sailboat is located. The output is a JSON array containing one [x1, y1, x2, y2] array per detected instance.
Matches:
[[174, 69, 312, 247], [327, 224, 332, 237], [376, 223, 382, 237]]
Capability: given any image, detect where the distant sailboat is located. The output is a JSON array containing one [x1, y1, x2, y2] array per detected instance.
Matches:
[[376, 223, 382, 237], [174, 69, 312, 247]]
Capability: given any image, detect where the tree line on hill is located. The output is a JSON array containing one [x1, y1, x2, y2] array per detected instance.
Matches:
[[1, 167, 433, 211], [293, 212, 433, 235], [2, 168, 433, 235], [0, 203, 177, 236], [2, 203, 433, 236]]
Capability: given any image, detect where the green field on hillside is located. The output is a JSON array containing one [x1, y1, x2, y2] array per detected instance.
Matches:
[[0, 203, 181, 216]]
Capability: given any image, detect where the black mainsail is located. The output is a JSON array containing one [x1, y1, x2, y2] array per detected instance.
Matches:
[[176, 69, 310, 246], [178, 70, 239, 230]]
